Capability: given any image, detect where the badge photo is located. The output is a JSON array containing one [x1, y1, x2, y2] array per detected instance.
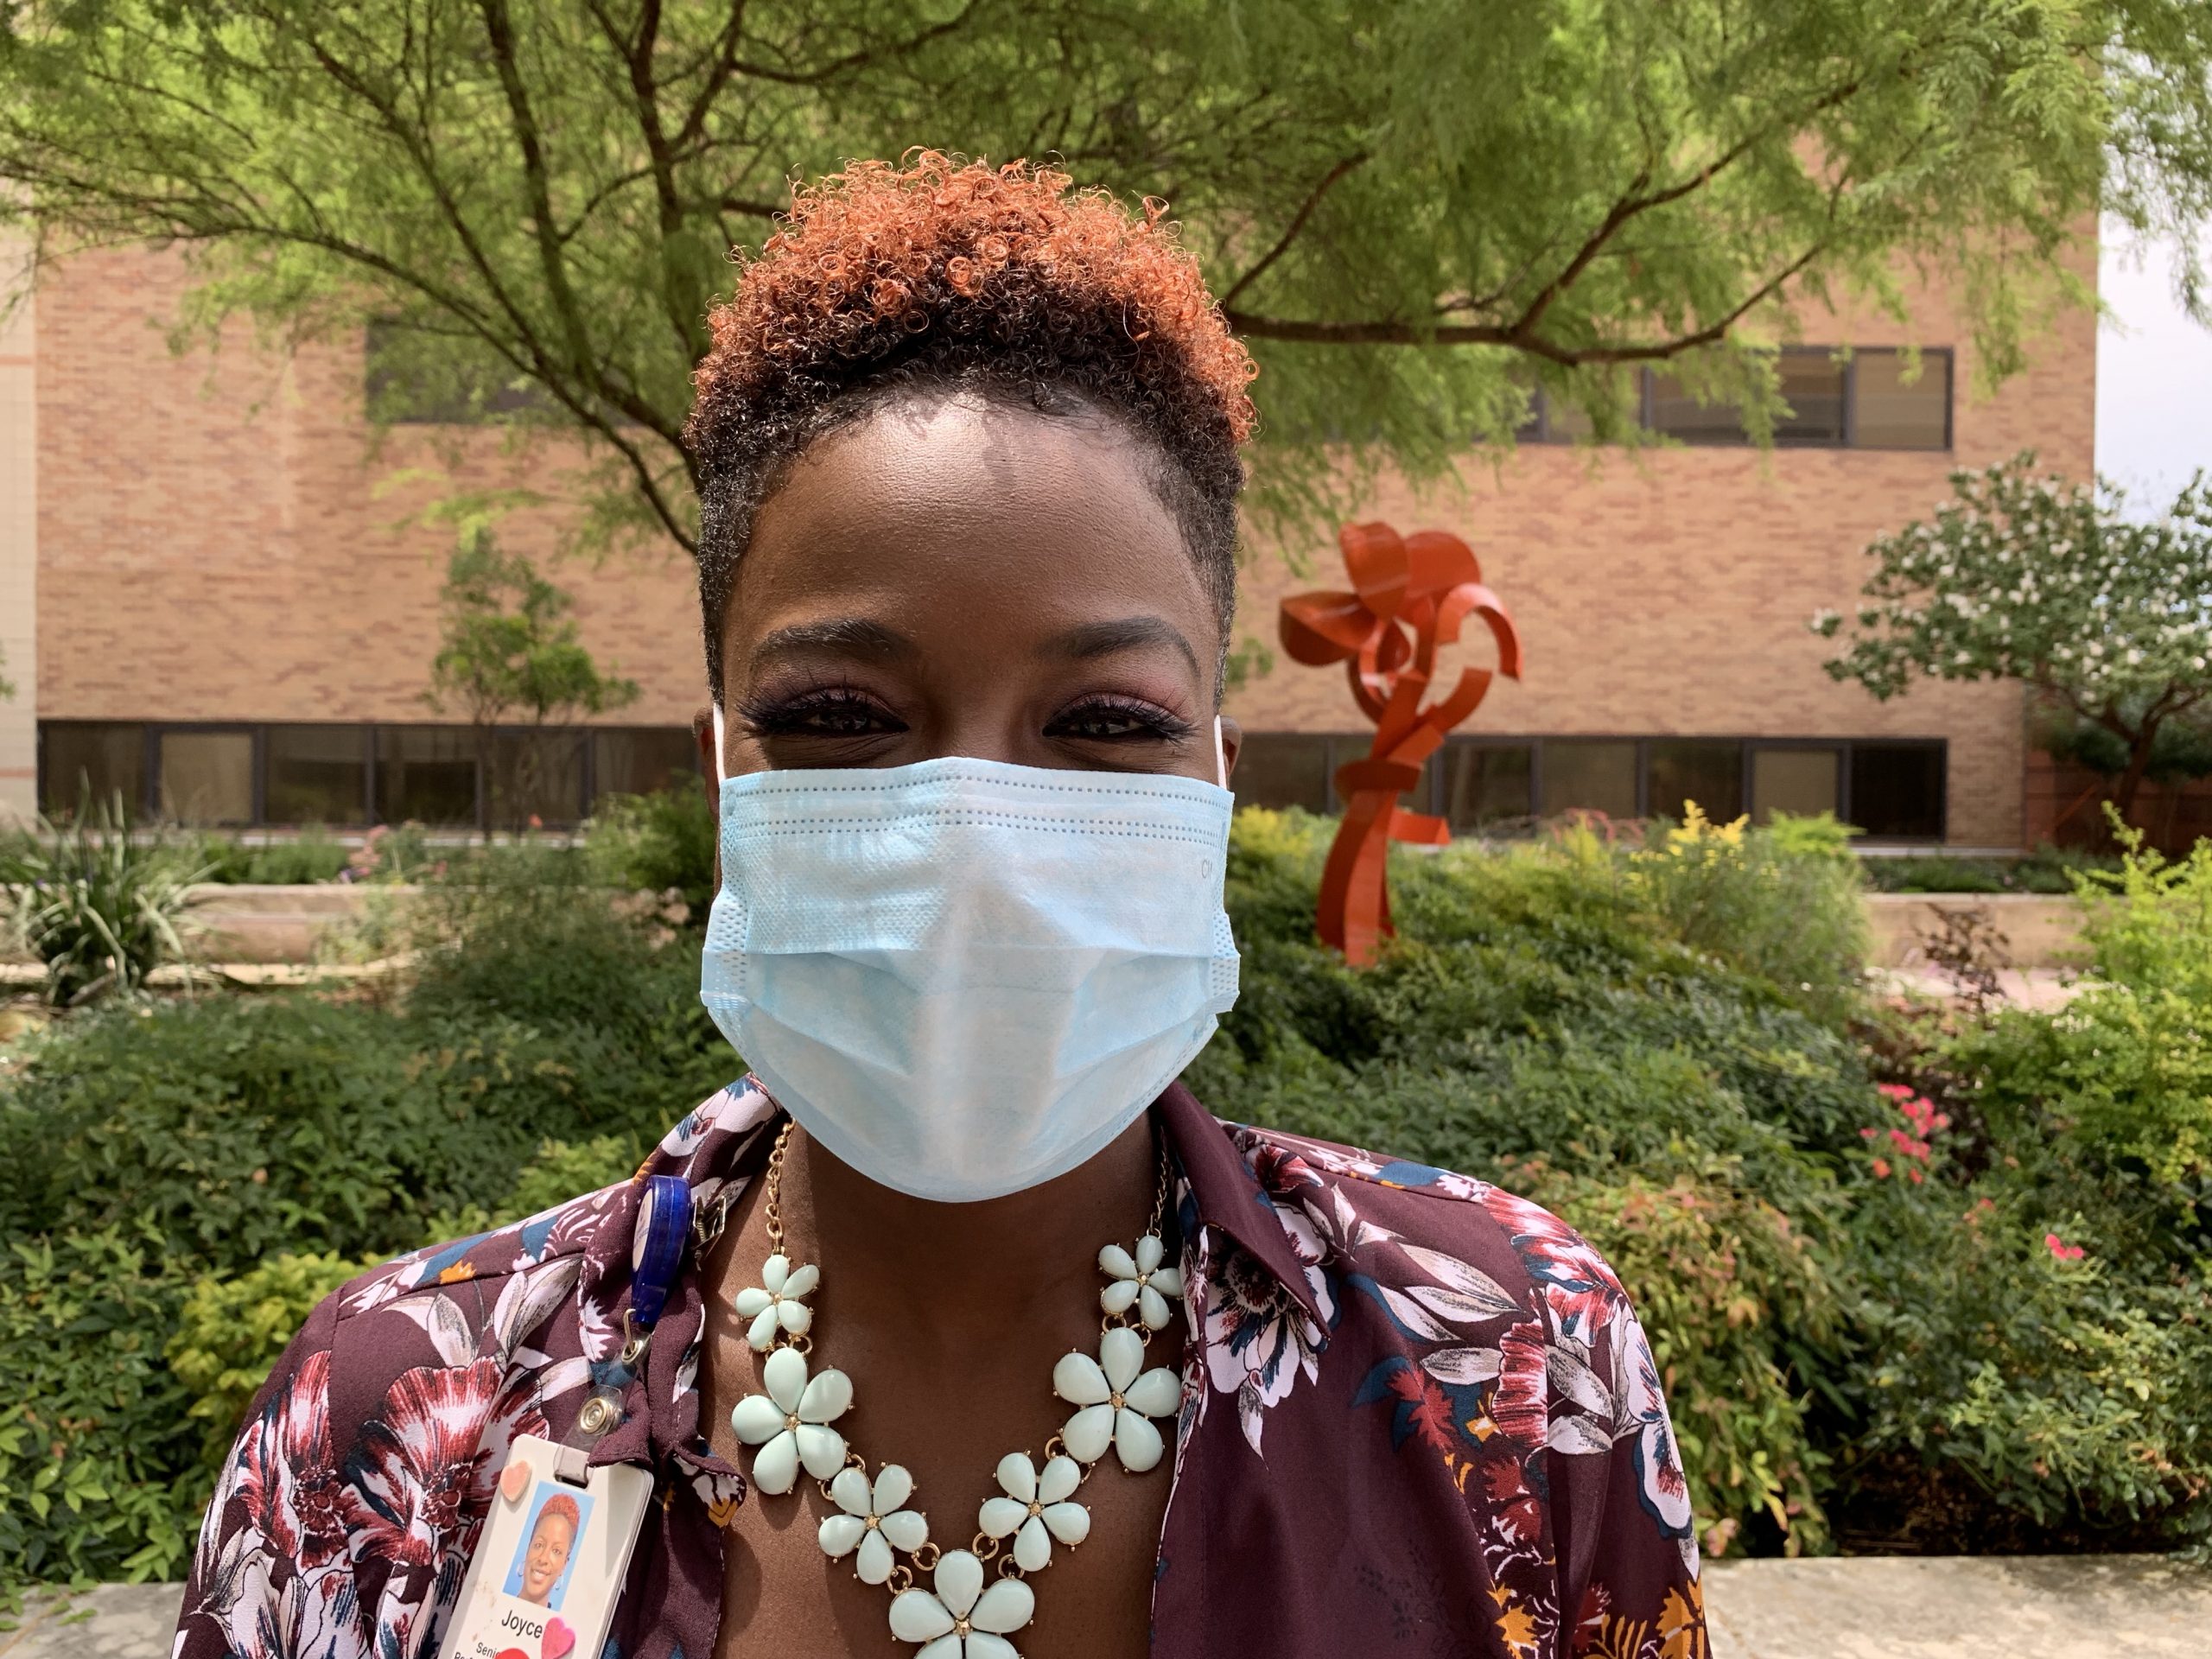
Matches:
[[437, 1435, 653, 1659]]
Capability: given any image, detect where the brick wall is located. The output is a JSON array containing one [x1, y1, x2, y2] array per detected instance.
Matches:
[[32, 243, 2097, 848], [0, 235, 34, 823], [1224, 281, 2096, 850]]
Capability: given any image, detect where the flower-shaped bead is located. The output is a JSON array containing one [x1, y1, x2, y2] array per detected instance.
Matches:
[[1052, 1326, 1180, 1473], [977, 1452, 1090, 1573], [887, 1548, 1033, 1659], [819, 1463, 928, 1586], [732, 1252, 818, 1351], [729, 1344, 853, 1495], [1098, 1235, 1184, 1331]]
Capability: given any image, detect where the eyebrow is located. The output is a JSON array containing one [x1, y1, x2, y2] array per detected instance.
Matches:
[[747, 617, 913, 675], [1045, 616, 1202, 679]]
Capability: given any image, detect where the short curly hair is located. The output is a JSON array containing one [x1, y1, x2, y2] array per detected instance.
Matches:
[[685, 152, 1257, 699]]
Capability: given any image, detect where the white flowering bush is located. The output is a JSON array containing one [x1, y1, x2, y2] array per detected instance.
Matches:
[[1815, 455, 2212, 821]]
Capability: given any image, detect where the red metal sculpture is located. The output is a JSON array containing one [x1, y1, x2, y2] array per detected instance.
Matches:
[[1278, 523, 1524, 966]]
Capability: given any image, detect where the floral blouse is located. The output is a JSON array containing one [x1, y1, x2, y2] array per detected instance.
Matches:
[[174, 1077, 1705, 1659]]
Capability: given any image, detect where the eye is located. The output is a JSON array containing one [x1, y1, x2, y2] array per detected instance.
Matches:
[[1045, 695, 1196, 745], [738, 684, 906, 739]]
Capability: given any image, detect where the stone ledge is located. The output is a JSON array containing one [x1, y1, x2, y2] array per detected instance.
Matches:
[[12, 1558, 2208, 1658]]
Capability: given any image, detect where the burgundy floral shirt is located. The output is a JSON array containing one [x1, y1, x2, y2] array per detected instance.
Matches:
[[175, 1077, 1706, 1659]]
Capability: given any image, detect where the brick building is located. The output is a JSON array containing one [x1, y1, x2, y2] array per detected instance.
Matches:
[[2, 243, 2094, 846]]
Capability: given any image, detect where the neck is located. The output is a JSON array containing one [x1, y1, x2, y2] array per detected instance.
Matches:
[[772, 1114, 1161, 1325]]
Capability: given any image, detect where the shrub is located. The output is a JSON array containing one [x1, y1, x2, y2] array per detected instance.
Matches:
[[1192, 810, 1867, 1552], [1841, 1173, 2212, 1550], [0, 1231, 200, 1586], [190, 829, 352, 886], [168, 1250, 376, 1474], [584, 786, 716, 918], [0, 799, 208, 1005]]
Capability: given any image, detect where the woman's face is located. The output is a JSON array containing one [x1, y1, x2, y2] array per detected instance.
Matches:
[[709, 392, 1238, 785], [520, 1510, 575, 1604]]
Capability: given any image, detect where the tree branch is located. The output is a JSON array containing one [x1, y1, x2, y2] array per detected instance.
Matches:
[[1217, 151, 1366, 312]]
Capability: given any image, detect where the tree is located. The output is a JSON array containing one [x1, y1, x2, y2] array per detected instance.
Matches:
[[1815, 457, 2212, 827], [424, 521, 639, 829], [1, 1, 2208, 558]]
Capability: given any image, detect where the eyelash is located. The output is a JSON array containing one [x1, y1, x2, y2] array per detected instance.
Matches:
[[1043, 694, 1196, 745], [737, 683, 903, 739], [738, 685, 1194, 745]]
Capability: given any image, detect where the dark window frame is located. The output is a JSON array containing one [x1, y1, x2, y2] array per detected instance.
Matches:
[[1234, 730, 1950, 842], [1520, 346, 1954, 452]]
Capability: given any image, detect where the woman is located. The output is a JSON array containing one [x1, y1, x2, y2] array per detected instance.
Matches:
[[175, 155, 1703, 1659], [512, 1494, 580, 1608]]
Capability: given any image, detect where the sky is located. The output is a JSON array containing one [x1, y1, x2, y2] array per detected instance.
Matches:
[[2095, 222, 2212, 515]]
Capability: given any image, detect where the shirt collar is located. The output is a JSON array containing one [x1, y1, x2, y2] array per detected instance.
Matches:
[[1153, 1081, 1328, 1325], [639, 1076, 1326, 1325]]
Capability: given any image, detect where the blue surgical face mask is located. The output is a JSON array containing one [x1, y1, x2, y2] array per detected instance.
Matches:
[[700, 711, 1240, 1202]]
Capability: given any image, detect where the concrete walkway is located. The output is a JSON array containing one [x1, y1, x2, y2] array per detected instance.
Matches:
[[7, 1558, 2209, 1656]]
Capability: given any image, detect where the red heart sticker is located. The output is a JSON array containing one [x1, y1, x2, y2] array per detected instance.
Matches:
[[495, 1650, 530, 1659], [499, 1459, 531, 1503], [540, 1616, 575, 1659]]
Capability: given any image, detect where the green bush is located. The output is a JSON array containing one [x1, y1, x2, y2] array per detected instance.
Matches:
[[1192, 810, 1869, 1551], [190, 829, 353, 886], [168, 1250, 375, 1474], [0, 800, 208, 1006], [584, 786, 716, 918], [0, 1231, 200, 1586], [1832, 822, 2212, 1550], [0, 855, 730, 1590]]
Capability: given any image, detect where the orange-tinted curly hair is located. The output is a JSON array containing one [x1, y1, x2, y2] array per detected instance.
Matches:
[[685, 152, 1257, 697]]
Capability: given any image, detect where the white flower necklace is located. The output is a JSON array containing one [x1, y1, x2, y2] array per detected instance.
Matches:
[[727, 1123, 1185, 1656]]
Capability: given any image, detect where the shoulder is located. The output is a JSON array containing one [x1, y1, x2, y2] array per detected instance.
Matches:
[[175, 1183, 633, 1658], [1221, 1119, 1630, 1332], [1211, 1119, 1697, 1567]]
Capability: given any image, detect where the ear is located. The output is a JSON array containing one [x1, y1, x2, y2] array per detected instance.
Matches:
[[692, 705, 722, 888], [1217, 716, 1244, 785]]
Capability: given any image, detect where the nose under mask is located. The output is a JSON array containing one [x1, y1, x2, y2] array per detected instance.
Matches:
[[699, 714, 1240, 1202]]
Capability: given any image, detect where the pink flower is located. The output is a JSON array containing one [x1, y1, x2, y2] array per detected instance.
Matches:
[[1877, 1083, 1915, 1100], [1859, 1127, 1878, 1141], [341, 1359, 547, 1567], [1872, 1158, 1892, 1179], [1487, 1319, 1552, 1452], [234, 1351, 352, 1570], [2044, 1232, 2086, 1262]]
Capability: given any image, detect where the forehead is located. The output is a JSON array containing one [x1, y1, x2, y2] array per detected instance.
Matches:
[[731, 393, 1212, 653]]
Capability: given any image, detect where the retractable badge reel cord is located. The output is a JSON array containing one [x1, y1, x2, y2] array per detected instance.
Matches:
[[434, 1179, 692, 1659]]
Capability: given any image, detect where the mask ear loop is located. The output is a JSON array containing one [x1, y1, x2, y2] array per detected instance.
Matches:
[[711, 704, 728, 789], [1213, 716, 1228, 790]]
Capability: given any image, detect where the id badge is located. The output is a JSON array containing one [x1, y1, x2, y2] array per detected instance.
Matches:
[[438, 1434, 654, 1659]]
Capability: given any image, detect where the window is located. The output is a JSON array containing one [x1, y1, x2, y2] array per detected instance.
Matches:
[[1751, 747, 1841, 824], [364, 321, 551, 425], [1851, 349, 1951, 450], [38, 722, 144, 819], [1440, 742, 1534, 832], [1644, 372, 1751, 447], [265, 725, 369, 825], [490, 729, 586, 827], [1648, 350, 1847, 447], [377, 725, 479, 826], [1772, 353, 1847, 446], [159, 730, 255, 825], [1647, 739, 1743, 822], [593, 728, 701, 803], [1230, 734, 1335, 813], [1850, 741, 1946, 840], [1541, 740, 1638, 820], [1525, 346, 1951, 450]]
